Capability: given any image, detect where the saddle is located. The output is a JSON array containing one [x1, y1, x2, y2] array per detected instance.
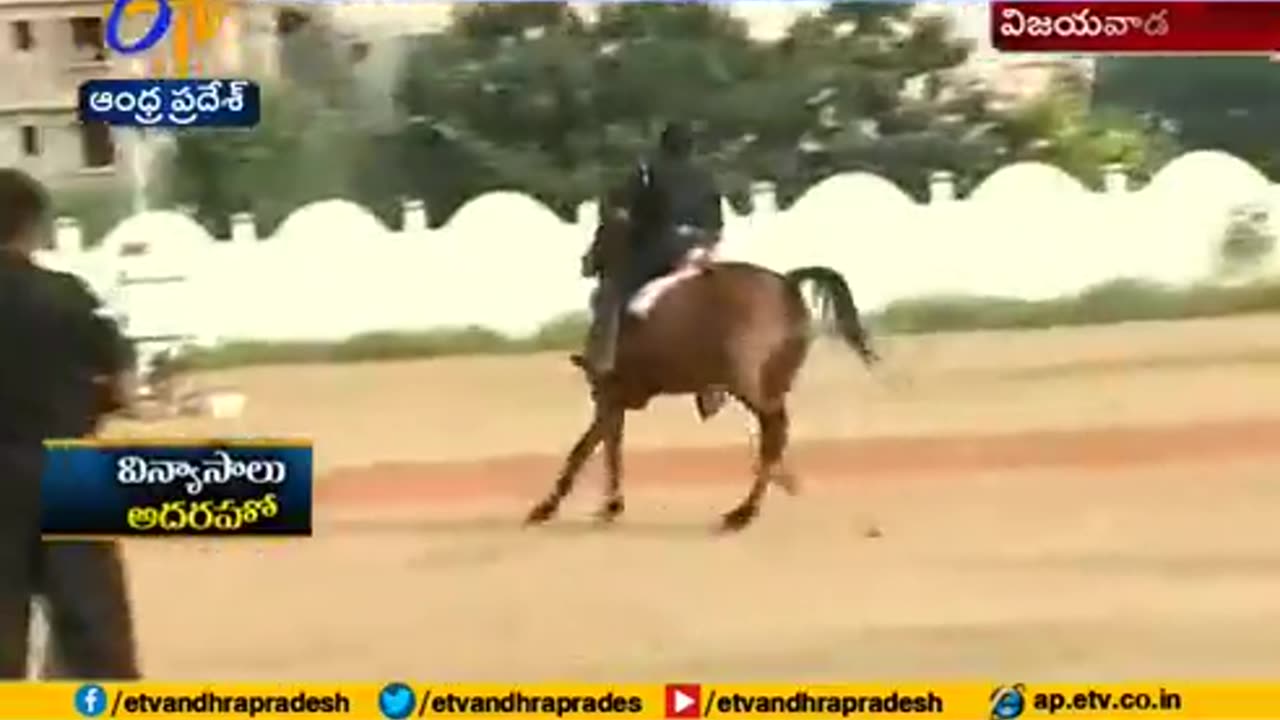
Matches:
[[626, 264, 706, 318], [626, 230, 716, 318]]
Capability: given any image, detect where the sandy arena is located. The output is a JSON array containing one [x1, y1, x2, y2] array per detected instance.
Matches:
[[104, 315, 1280, 679]]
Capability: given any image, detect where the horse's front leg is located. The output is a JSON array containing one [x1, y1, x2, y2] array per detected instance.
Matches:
[[526, 405, 611, 525], [594, 409, 626, 523]]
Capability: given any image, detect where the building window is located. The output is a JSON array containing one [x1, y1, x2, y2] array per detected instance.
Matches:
[[12, 20, 34, 51], [80, 122, 114, 168], [275, 8, 312, 36], [69, 17, 106, 61], [19, 125, 39, 157], [349, 40, 369, 64]]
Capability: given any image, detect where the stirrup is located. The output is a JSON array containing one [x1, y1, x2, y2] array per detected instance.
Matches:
[[570, 353, 614, 378], [696, 388, 727, 420]]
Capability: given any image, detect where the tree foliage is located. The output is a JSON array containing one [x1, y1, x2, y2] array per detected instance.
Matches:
[[1094, 56, 1280, 178], [995, 66, 1178, 188], [156, 85, 366, 236], [161, 1, 1181, 234]]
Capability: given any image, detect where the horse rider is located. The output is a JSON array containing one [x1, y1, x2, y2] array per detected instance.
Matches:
[[0, 168, 141, 679], [575, 120, 725, 378]]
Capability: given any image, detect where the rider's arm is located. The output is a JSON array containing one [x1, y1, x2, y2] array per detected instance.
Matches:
[[54, 271, 136, 417], [706, 191, 724, 232], [701, 174, 724, 246], [624, 162, 654, 230]]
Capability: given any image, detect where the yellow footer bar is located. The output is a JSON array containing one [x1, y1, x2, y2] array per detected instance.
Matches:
[[2, 682, 1279, 719]]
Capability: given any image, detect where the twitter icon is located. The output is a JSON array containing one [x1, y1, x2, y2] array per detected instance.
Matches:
[[379, 682, 416, 720]]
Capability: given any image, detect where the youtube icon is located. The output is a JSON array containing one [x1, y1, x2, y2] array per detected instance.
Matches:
[[665, 683, 701, 719]]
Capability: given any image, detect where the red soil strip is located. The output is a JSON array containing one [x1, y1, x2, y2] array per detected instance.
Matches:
[[315, 418, 1280, 508]]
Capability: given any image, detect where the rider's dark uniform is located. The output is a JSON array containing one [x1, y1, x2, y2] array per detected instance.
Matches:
[[0, 168, 140, 679], [582, 122, 724, 375], [621, 144, 723, 294]]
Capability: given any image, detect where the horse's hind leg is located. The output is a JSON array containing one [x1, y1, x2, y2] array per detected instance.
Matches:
[[595, 409, 626, 523], [721, 404, 789, 532], [526, 405, 613, 525], [720, 335, 804, 530]]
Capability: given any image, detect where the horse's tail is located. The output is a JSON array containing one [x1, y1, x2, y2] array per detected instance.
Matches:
[[783, 266, 879, 367]]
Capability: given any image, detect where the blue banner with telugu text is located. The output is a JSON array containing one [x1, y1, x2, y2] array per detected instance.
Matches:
[[40, 439, 312, 538], [77, 78, 260, 128]]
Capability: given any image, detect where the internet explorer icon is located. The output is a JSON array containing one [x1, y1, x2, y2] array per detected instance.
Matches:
[[990, 683, 1026, 720]]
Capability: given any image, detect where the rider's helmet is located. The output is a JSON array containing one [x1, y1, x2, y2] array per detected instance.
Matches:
[[658, 121, 694, 158]]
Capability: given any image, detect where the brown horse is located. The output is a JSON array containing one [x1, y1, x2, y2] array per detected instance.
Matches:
[[525, 205, 879, 532]]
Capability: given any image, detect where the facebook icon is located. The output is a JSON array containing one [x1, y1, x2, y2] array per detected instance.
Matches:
[[74, 684, 107, 718]]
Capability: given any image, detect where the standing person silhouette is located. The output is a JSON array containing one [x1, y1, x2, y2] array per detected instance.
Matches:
[[0, 167, 141, 679]]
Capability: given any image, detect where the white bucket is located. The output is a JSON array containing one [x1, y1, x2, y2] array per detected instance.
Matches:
[[205, 391, 247, 419]]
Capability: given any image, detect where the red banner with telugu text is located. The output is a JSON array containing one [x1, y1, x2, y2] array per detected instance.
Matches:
[[991, 1, 1280, 54]]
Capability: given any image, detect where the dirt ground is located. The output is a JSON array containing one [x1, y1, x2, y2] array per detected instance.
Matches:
[[106, 315, 1280, 679]]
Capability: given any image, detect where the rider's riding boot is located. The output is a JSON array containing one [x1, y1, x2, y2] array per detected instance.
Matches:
[[576, 302, 619, 377], [589, 307, 619, 376]]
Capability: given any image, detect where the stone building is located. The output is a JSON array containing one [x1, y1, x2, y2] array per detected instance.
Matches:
[[0, 0, 277, 186]]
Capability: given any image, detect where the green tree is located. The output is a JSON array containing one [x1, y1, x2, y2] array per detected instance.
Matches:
[[158, 6, 378, 236], [993, 66, 1179, 188], [589, 3, 768, 200], [166, 1, 1156, 232], [394, 2, 601, 221], [155, 85, 366, 237], [1093, 57, 1280, 178], [391, 2, 1003, 214], [747, 4, 999, 200]]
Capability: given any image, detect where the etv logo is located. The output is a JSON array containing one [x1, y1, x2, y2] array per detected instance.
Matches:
[[103, 0, 227, 77]]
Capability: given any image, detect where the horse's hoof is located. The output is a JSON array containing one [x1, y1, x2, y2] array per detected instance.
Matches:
[[525, 500, 559, 525], [594, 497, 625, 524], [719, 505, 757, 533], [773, 470, 800, 496]]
